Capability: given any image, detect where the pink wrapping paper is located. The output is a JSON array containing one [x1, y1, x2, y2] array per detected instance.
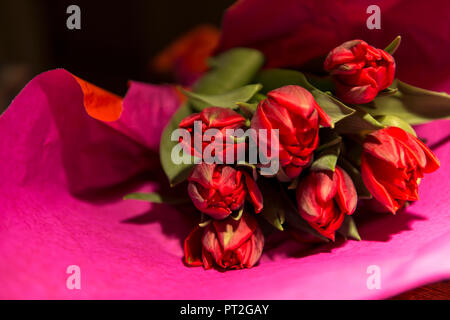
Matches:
[[1, 68, 449, 300], [1, 0, 450, 299]]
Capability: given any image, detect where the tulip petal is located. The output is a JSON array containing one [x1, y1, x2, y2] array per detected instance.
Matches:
[[268, 85, 315, 119], [413, 137, 441, 173], [246, 226, 265, 267], [385, 127, 428, 168], [188, 163, 215, 188], [387, 127, 440, 173], [296, 174, 322, 221], [217, 166, 240, 194], [236, 226, 264, 268], [202, 225, 224, 264], [243, 172, 263, 213], [201, 107, 246, 128], [361, 153, 400, 213], [283, 164, 304, 180], [187, 182, 208, 211], [363, 128, 406, 168], [213, 214, 256, 252], [315, 104, 333, 128], [179, 112, 201, 128], [315, 171, 337, 204], [335, 167, 357, 215], [184, 226, 204, 266], [296, 170, 347, 240], [73, 75, 123, 122]]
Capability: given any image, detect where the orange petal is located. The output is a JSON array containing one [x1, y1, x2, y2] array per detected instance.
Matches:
[[152, 25, 220, 75], [73, 75, 123, 122]]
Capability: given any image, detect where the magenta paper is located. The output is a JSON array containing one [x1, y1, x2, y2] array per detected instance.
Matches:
[[1, 68, 449, 299], [1, 0, 450, 299]]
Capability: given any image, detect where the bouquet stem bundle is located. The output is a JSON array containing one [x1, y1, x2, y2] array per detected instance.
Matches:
[[127, 36, 449, 270]]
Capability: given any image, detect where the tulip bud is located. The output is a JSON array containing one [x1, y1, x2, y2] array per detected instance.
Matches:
[[324, 40, 395, 104], [179, 106, 246, 162], [184, 213, 264, 269], [187, 163, 263, 220], [296, 166, 357, 240], [361, 127, 440, 213], [251, 85, 331, 179]]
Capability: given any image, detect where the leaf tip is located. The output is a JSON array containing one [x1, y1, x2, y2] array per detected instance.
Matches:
[[385, 35, 402, 55], [123, 193, 134, 200]]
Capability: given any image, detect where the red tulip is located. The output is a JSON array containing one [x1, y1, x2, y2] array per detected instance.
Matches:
[[324, 40, 395, 104], [187, 163, 263, 220], [179, 106, 246, 163], [184, 213, 264, 270], [361, 127, 440, 213], [251, 85, 331, 179], [296, 166, 357, 240]]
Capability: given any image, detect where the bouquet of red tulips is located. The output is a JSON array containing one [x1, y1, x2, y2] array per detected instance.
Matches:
[[126, 37, 446, 271]]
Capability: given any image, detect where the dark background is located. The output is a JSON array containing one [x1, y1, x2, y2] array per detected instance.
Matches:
[[0, 0, 233, 109]]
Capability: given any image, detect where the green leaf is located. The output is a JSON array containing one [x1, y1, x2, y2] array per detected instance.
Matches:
[[338, 158, 372, 199], [261, 202, 285, 231], [311, 138, 341, 172], [311, 90, 355, 125], [384, 35, 401, 55], [377, 87, 398, 97], [231, 207, 244, 221], [365, 80, 450, 124], [256, 68, 315, 92], [337, 215, 361, 241], [305, 74, 335, 92], [182, 84, 263, 111], [199, 213, 212, 227], [334, 106, 385, 134], [194, 48, 265, 95], [256, 69, 355, 124], [258, 178, 286, 231], [374, 114, 417, 136], [237, 102, 258, 117], [159, 103, 195, 186], [316, 130, 342, 153], [123, 192, 189, 205], [260, 179, 330, 242], [250, 93, 267, 103], [311, 152, 339, 172]]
